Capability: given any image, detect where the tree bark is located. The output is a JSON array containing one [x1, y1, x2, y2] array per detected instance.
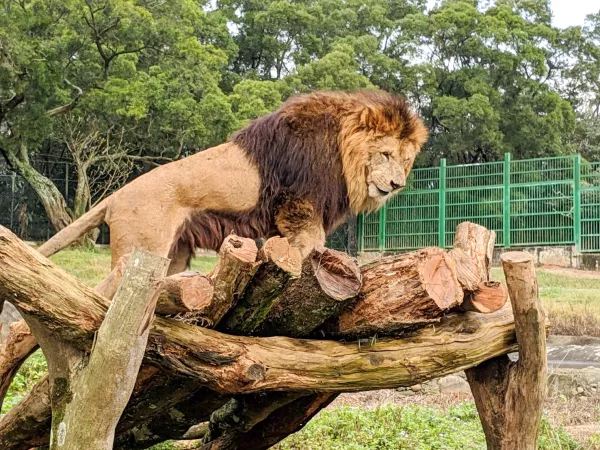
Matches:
[[255, 245, 362, 337], [198, 235, 258, 326], [466, 251, 548, 450], [0, 320, 37, 411], [319, 247, 463, 337], [52, 249, 169, 450], [219, 236, 301, 334]]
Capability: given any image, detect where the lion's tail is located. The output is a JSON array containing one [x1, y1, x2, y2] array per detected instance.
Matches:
[[38, 198, 111, 257]]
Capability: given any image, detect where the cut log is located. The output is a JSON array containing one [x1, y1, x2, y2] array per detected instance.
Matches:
[[319, 247, 463, 337], [453, 222, 495, 281], [155, 271, 214, 317], [466, 251, 547, 450], [0, 225, 535, 450], [255, 245, 362, 337], [200, 235, 259, 326], [0, 320, 37, 411], [460, 281, 509, 314], [447, 248, 481, 291], [50, 249, 169, 450], [451, 223, 508, 314], [219, 236, 301, 334], [0, 227, 523, 394]]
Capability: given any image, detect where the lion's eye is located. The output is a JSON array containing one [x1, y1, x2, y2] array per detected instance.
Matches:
[[382, 152, 390, 160]]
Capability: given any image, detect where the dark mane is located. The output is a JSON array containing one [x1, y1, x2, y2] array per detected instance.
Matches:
[[171, 92, 351, 257]]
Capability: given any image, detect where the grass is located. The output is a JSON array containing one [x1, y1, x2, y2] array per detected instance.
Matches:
[[272, 404, 582, 450], [491, 268, 600, 337]]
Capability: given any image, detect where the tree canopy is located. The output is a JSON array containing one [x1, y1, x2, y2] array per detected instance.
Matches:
[[0, 0, 599, 230]]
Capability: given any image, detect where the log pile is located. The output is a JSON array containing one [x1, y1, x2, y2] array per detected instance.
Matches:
[[0, 222, 548, 450]]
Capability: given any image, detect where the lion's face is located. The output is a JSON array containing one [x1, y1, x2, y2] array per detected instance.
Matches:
[[366, 136, 417, 204]]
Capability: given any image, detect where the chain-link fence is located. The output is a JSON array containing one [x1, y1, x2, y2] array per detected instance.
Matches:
[[0, 159, 109, 244]]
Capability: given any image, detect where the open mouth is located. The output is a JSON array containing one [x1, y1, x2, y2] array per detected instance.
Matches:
[[376, 186, 390, 196]]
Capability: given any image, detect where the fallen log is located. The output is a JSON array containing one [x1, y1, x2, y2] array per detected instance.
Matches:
[[219, 236, 302, 334], [255, 245, 362, 337], [318, 247, 463, 337], [452, 222, 508, 314]]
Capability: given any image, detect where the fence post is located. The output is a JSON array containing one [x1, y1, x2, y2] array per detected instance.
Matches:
[[503, 153, 511, 248], [573, 154, 581, 252], [438, 158, 446, 248], [357, 213, 364, 254], [378, 204, 386, 253], [10, 172, 16, 230], [65, 162, 69, 200]]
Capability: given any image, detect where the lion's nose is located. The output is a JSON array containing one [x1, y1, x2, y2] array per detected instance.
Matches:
[[390, 181, 404, 191]]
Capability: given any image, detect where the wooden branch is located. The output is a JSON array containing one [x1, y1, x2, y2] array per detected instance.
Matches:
[[201, 235, 258, 326], [49, 249, 169, 450], [0, 374, 51, 450], [0, 320, 37, 411], [203, 392, 302, 443], [255, 245, 362, 337], [156, 271, 213, 317], [220, 236, 301, 334], [466, 252, 548, 450], [199, 393, 337, 450], [319, 247, 463, 337], [452, 223, 507, 313]]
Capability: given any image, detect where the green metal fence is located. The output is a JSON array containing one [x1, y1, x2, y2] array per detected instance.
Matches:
[[358, 154, 600, 253]]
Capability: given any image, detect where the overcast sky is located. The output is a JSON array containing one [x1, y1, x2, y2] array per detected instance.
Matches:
[[427, 0, 598, 28], [551, 0, 598, 28]]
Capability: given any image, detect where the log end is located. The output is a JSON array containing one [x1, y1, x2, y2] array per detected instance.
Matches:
[[422, 251, 463, 310], [261, 237, 302, 277], [500, 251, 533, 264], [312, 245, 362, 300], [220, 235, 259, 264]]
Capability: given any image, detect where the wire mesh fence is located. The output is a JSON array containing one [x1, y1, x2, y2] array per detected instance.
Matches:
[[359, 154, 600, 253]]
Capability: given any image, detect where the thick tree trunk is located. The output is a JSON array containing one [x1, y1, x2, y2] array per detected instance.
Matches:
[[1, 145, 73, 232], [466, 252, 547, 450]]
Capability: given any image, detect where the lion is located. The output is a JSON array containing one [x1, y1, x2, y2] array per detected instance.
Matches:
[[38, 90, 428, 274]]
